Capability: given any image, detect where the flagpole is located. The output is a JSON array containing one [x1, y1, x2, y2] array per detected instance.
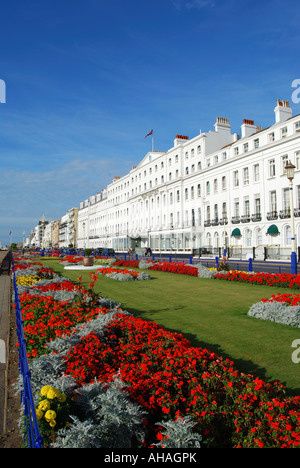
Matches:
[[152, 131, 154, 152]]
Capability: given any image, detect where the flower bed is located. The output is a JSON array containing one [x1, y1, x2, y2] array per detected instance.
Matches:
[[96, 266, 151, 281], [248, 293, 300, 328], [214, 270, 300, 289], [12, 255, 300, 448]]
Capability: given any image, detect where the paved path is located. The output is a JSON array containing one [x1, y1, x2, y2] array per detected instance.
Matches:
[[0, 250, 11, 434]]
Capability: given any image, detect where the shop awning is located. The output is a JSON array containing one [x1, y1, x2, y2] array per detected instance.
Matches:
[[267, 224, 280, 235], [231, 228, 241, 237]]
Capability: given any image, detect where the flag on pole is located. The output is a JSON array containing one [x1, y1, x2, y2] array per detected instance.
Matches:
[[145, 129, 153, 138]]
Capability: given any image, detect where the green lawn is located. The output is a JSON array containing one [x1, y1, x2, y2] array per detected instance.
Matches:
[[40, 258, 300, 395]]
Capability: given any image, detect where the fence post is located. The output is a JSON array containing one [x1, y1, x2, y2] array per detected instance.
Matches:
[[169, 255, 172, 263], [189, 255, 193, 265], [248, 258, 253, 272], [215, 256, 219, 268]]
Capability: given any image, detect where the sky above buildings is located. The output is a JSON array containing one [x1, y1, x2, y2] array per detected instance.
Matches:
[[0, 0, 300, 245]]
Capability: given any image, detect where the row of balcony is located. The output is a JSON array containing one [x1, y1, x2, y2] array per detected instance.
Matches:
[[267, 209, 300, 220], [204, 209, 300, 226]]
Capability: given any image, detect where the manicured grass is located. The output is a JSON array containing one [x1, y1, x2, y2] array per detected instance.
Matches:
[[40, 258, 300, 395]]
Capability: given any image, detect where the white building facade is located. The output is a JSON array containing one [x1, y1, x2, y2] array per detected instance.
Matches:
[[77, 100, 300, 260]]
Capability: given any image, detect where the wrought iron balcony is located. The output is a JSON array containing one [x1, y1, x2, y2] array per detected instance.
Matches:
[[211, 218, 219, 226], [266, 211, 278, 220], [231, 216, 241, 224], [241, 215, 250, 223], [251, 213, 262, 222], [204, 220, 211, 227], [279, 209, 291, 219]]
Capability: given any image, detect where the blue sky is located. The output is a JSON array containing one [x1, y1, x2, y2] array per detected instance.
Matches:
[[0, 0, 299, 245]]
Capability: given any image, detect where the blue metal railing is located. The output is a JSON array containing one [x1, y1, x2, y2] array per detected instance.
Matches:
[[115, 253, 295, 275], [11, 254, 44, 448]]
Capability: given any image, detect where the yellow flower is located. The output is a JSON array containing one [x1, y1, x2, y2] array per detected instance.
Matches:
[[40, 385, 52, 397], [36, 409, 44, 420], [38, 399, 51, 412], [49, 419, 56, 428], [47, 387, 61, 399], [45, 410, 57, 422]]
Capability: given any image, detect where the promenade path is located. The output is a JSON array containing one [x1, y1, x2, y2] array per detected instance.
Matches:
[[0, 250, 11, 436], [0, 250, 22, 448]]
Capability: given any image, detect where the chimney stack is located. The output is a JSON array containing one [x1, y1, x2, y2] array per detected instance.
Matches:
[[241, 119, 256, 138], [274, 99, 292, 123]]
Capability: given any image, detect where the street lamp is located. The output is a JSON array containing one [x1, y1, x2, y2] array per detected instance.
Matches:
[[285, 160, 297, 275], [222, 209, 227, 259]]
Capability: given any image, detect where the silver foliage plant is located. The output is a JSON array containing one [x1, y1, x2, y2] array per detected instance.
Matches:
[[51, 378, 146, 449], [154, 416, 202, 448], [248, 300, 300, 328]]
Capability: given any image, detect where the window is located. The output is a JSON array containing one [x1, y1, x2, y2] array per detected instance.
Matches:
[[175, 155, 179, 163], [214, 178, 218, 193], [254, 138, 259, 149], [234, 199, 240, 217], [269, 159, 276, 178], [281, 126, 288, 138], [244, 198, 250, 216], [233, 170, 239, 187], [270, 191, 277, 212], [244, 143, 249, 153], [243, 167, 249, 185], [185, 188, 188, 200], [197, 145, 201, 155], [214, 155, 219, 164], [197, 184, 201, 197], [185, 167, 189, 175], [168, 158, 172, 166], [253, 164, 260, 182], [197, 161, 202, 170], [177, 190, 180, 202], [222, 176, 226, 190], [254, 195, 261, 214], [296, 151, 300, 170], [295, 121, 300, 132], [281, 154, 288, 174], [191, 164, 195, 173], [191, 186, 194, 199], [222, 151, 227, 160], [268, 132, 275, 143], [206, 181, 210, 195], [234, 147, 239, 156], [283, 188, 290, 211]]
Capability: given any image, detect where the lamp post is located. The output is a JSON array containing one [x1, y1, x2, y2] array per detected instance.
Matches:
[[285, 161, 297, 275], [222, 209, 227, 259]]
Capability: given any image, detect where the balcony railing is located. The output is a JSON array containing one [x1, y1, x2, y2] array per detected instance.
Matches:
[[241, 215, 250, 223], [231, 216, 240, 224], [211, 218, 219, 226], [267, 211, 278, 220], [251, 213, 261, 222], [279, 209, 291, 219]]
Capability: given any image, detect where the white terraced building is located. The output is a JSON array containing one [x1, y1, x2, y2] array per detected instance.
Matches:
[[77, 99, 300, 260]]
